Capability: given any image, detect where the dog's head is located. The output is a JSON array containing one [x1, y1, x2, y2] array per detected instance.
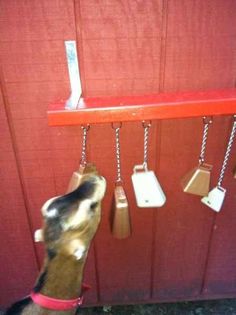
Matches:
[[39, 174, 106, 260]]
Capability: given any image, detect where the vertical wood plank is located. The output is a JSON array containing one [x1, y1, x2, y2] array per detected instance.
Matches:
[[152, 117, 223, 299], [1, 0, 236, 307], [153, 0, 236, 301], [74, 0, 164, 304], [75, 0, 163, 97], [164, 0, 236, 92], [202, 116, 236, 295], [0, 81, 38, 307], [0, 0, 99, 306], [88, 122, 159, 303]]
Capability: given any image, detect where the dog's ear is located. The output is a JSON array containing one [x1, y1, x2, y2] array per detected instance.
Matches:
[[73, 245, 86, 260], [41, 196, 59, 218], [66, 239, 87, 260], [34, 229, 43, 242]]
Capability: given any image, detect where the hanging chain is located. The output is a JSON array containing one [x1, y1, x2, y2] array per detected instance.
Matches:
[[217, 116, 236, 187], [80, 124, 90, 166], [112, 122, 122, 184], [199, 116, 212, 165], [142, 121, 152, 169]]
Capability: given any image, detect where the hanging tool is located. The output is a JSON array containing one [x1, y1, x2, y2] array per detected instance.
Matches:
[[67, 125, 97, 193], [131, 121, 166, 207], [111, 123, 131, 239], [202, 115, 236, 212], [181, 117, 213, 196]]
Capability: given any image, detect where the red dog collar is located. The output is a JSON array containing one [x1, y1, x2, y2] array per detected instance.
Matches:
[[30, 292, 83, 310], [30, 283, 91, 311]]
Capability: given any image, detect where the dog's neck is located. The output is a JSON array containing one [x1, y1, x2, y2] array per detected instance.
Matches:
[[36, 253, 87, 300], [24, 253, 88, 315]]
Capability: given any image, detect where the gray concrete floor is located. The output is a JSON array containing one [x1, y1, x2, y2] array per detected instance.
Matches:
[[78, 299, 236, 315], [2, 299, 236, 314]]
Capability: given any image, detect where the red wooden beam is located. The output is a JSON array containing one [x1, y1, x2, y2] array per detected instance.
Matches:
[[48, 89, 236, 126]]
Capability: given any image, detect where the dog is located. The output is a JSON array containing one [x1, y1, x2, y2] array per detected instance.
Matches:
[[5, 173, 106, 315]]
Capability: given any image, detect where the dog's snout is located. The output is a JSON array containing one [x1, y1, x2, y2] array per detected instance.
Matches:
[[98, 175, 106, 183]]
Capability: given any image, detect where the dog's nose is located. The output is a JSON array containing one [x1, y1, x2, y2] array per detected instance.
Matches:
[[98, 175, 106, 186], [96, 175, 106, 198]]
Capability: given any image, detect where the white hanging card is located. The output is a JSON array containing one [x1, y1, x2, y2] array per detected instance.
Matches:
[[132, 165, 166, 208], [201, 186, 226, 212], [64, 40, 82, 110]]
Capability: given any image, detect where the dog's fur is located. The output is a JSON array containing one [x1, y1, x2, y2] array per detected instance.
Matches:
[[5, 174, 106, 315]]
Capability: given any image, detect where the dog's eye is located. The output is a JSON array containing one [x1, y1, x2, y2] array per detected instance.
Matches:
[[90, 202, 98, 211]]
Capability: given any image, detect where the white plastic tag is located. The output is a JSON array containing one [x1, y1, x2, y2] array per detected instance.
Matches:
[[64, 41, 82, 110], [34, 229, 43, 242], [131, 165, 166, 208], [201, 186, 226, 212]]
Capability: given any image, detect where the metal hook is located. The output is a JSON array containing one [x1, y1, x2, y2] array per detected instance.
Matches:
[[111, 122, 122, 130], [81, 124, 90, 131], [142, 121, 152, 168], [80, 124, 90, 166], [203, 116, 213, 125], [142, 120, 152, 129], [112, 122, 123, 184], [198, 116, 212, 165]]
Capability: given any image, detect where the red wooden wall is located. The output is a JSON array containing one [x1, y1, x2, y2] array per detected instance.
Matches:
[[1, 0, 236, 308]]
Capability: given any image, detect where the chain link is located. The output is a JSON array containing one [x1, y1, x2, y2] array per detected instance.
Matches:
[[112, 123, 122, 184], [142, 121, 152, 169], [199, 116, 212, 164], [80, 125, 90, 166], [217, 116, 236, 187]]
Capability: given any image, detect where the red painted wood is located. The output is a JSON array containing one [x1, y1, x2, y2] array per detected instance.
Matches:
[[0, 0, 99, 306], [164, 37, 236, 92], [3, 64, 68, 83], [167, 0, 236, 37], [164, 0, 236, 92], [0, 41, 67, 65], [0, 0, 75, 41], [0, 88, 39, 307], [76, 0, 164, 97], [1, 0, 236, 308], [6, 81, 70, 105], [48, 89, 236, 126], [151, 117, 224, 299], [157, 0, 236, 301], [79, 0, 163, 39], [201, 119, 236, 295], [87, 122, 158, 303]]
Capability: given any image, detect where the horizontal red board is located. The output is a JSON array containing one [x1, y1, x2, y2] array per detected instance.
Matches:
[[48, 89, 236, 126]]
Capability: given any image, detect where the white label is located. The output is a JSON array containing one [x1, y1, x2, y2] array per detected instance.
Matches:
[[131, 169, 166, 208], [65, 40, 82, 109], [201, 186, 226, 212]]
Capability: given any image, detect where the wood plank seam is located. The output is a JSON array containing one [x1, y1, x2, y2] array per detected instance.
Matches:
[[0, 66, 40, 270]]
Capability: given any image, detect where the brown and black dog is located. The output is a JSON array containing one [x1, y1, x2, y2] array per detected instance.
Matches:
[[5, 173, 106, 315]]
